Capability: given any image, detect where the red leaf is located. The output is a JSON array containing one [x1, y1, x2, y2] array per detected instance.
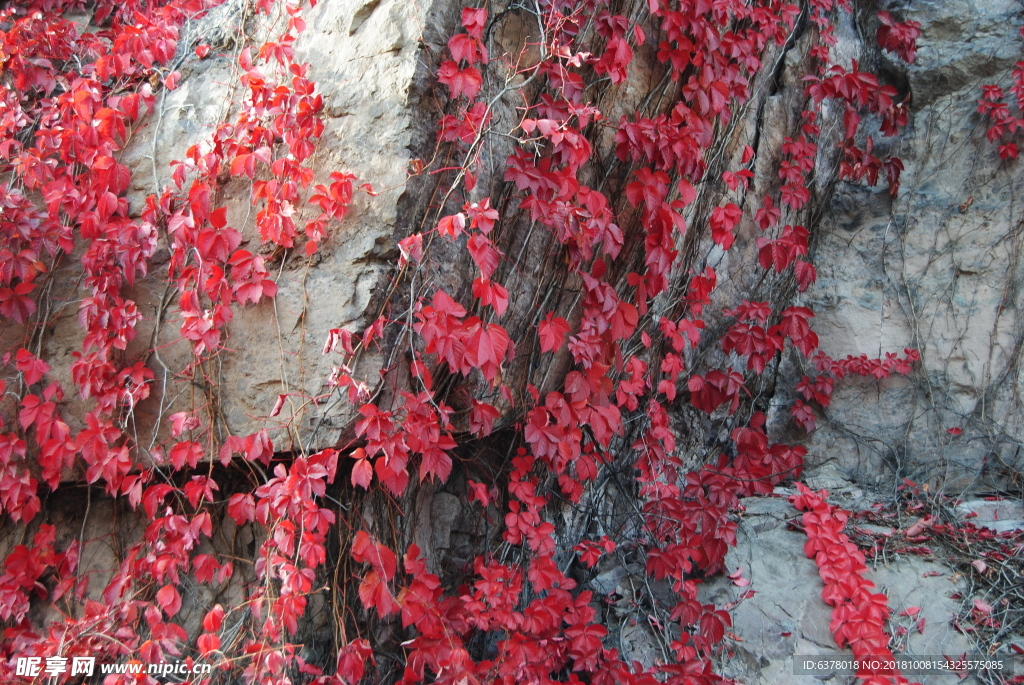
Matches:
[[419, 446, 452, 483], [469, 400, 500, 436], [538, 313, 570, 353], [163, 71, 181, 91], [203, 604, 225, 632], [678, 179, 697, 206], [462, 7, 487, 38], [169, 411, 200, 437], [351, 531, 398, 581], [168, 441, 204, 470], [448, 33, 487, 65], [626, 168, 670, 208], [226, 493, 256, 525], [437, 213, 466, 238], [728, 567, 750, 587], [466, 198, 499, 233], [709, 203, 742, 250], [472, 277, 509, 316], [904, 515, 935, 537], [398, 233, 424, 267], [876, 12, 921, 63], [464, 320, 511, 383], [15, 349, 48, 385], [335, 639, 373, 685], [142, 484, 173, 519], [575, 542, 603, 568], [351, 457, 373, 489], [437, 61, 483, 99], [794, 260, 817, 292], [183, 475, 218, 508], [468, 480, 494, 506], [156, 584, 181, 617], [0, 282, 37, 321], [791, 399, 816, 432], [197, 633, 220, 655], [466, 233, 501, 279], [358, 570, 400, 616]]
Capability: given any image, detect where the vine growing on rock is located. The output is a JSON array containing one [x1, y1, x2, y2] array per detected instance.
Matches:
[[791, 484, 918, 685], [978, 26, 1024, 160], [0, 0, 926, 684]]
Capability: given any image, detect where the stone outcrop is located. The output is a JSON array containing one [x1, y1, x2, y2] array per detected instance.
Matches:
[[806, 0, 1024, 491], [700, 494, 979, 685], [7, 0, 1024, 679], [28, 0, 1022, 489]]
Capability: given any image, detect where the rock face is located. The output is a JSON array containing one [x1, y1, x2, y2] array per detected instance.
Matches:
[[806, 0, 1024, 491], [955, 498, 1024, 533], [701, 494, 978, 685], [6, 0, 1024, 680], [38, 0, 448, 453], [29, 0, 1021, 486]]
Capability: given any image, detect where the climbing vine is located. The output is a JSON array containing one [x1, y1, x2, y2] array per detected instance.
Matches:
[[791, 484, 917, 685], [0, 0, 930, 684]]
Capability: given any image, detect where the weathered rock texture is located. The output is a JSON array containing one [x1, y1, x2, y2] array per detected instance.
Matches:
[[7, 0, 1024, 679], [36, 0, 445, 454], [806, 0, 1024, 491], [701, 494, 978, 685], [24, 0, 1022, 484]]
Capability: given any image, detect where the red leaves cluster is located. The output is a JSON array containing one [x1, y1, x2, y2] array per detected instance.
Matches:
[[688, 369, 745, 414], [803, 60, 907, 194], [790, 349, 918, 432], [538, 313, 571, 352], [436, 9, 491, 147], [250, 449, 338, 638], [438, 61, 482, 100], [378, 0, 916, 679], [0, 1, 372, 682], [351, 531, 399, 616], [593, 12, 641, 85], [0, 525, 77, 624], [354, 391, 458, 495], [524, 365, 621, 494], [413, 288, 513, 385], [431, 197, 512, 320], [709, 203, 742, 249], [757, 223, 808, 272], [791, 485, 918, 685], [635, 403, 804, 664], [814, 348, 920, 380], [710, 302, 826, 397], [374, 452, 628, 683], [0, 0, 203, 543], [0, 0, 932, 683], [876, 12, 922, 64], [979, 54, 1024, 160]]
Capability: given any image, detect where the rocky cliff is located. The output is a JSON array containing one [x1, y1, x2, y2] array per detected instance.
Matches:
[[1, 0, 1022, 682]]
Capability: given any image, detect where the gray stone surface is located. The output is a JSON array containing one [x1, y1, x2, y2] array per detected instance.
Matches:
[[804, 0, 1024, 491], [955, 499, 1024, 533], [8, 0, 1024, 675], [701, 495, 977, 685], [31, 0, 440, 455]]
